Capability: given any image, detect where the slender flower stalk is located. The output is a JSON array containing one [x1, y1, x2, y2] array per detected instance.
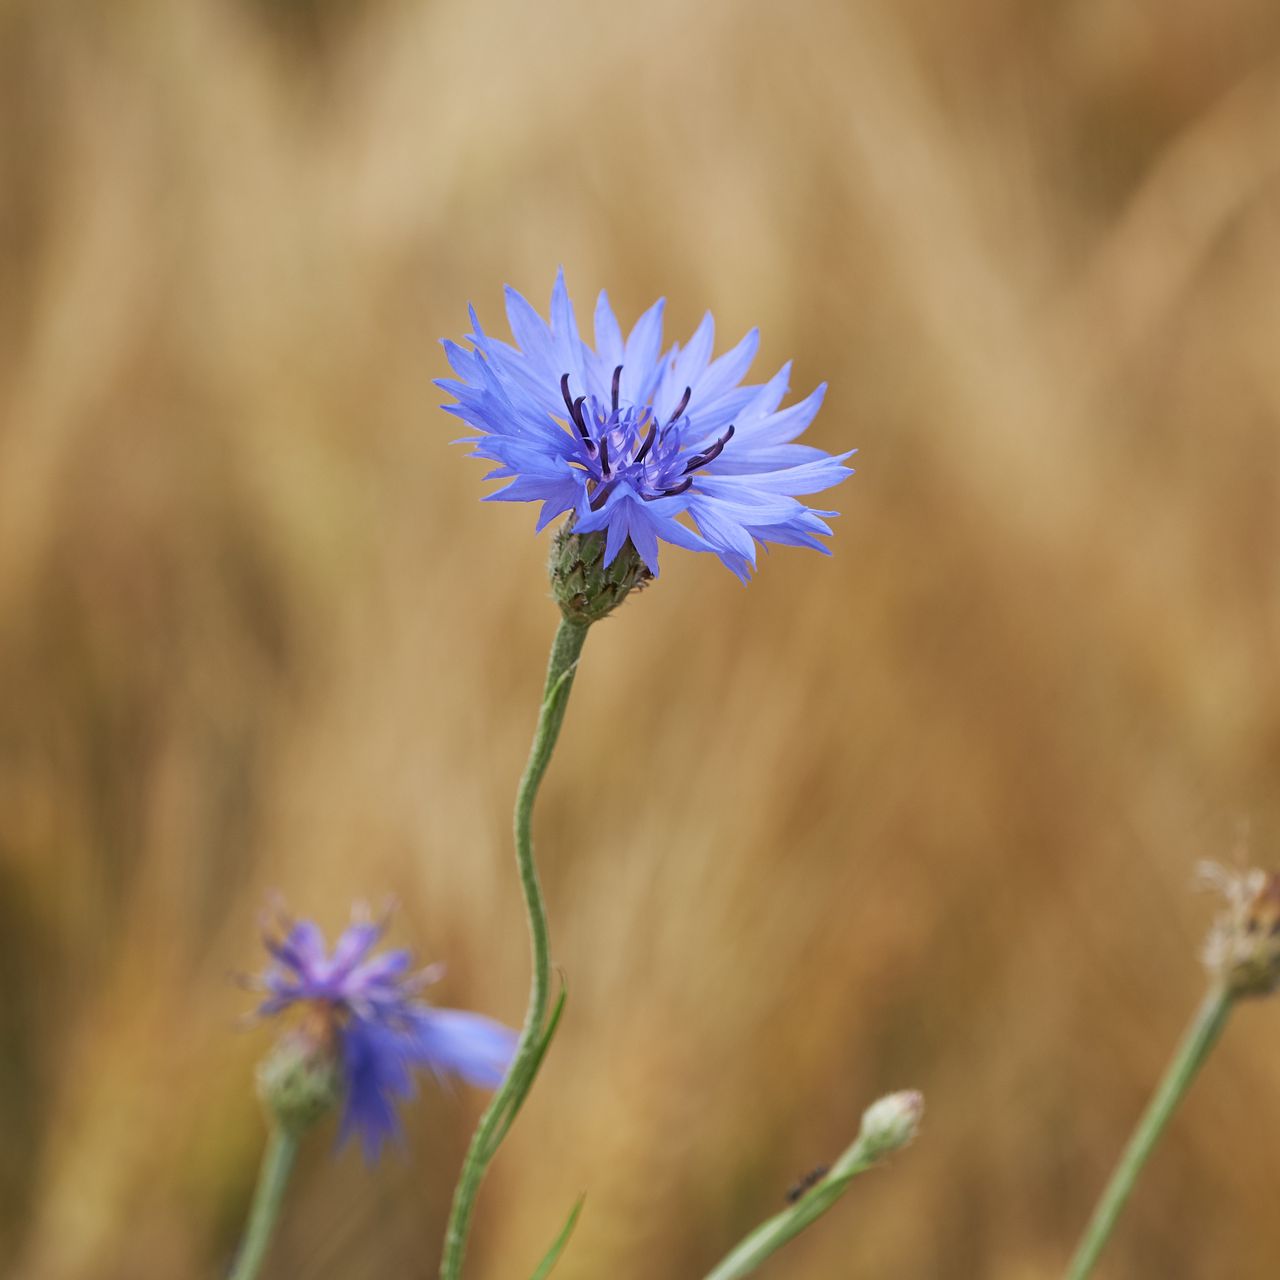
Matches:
[[702, 1091, 923, 1280], [228, 1128, 300, 1280], [1065, 864, 1280, 1280], [439, 617, 589, 1280], [1064, 987, 1232, 1280]]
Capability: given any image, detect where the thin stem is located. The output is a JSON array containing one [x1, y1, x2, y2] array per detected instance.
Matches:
[[228, 1127, 300, 1280], [1065, 984, 1235, 1280], [439, 617, 590, 1280], [701, 1128, 886, 1280]]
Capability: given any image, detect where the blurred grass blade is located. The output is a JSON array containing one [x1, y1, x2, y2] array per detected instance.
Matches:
[[528, 1195, 585, 1280]]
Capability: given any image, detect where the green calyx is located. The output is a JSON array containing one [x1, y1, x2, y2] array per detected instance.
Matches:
[[549, 522, 652, 625], [256, 1028, 343, 1136]]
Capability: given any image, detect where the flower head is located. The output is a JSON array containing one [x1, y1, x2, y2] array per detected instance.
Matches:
[[438, 271, 854, 582], [249, 907, 517, 1159], [1200, 863, 1280, 998]]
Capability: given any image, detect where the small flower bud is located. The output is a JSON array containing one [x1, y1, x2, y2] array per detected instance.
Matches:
[[549, 522, 652, 625], [1200, 864, 1280, 998], [257, 1015, 343, 1136], [857, 1089, 924, 1160]]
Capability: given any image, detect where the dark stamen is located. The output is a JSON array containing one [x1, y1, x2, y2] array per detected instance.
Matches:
[[612, 365, 622, 413], [599, 433, 611, 476], [642, 476, 693, 501], [682, 423, 735, 474], [560, 373, 591, 441], [633, 421, 658, 466], [666, 386, 692, 425], [589, 476, 620, 511]]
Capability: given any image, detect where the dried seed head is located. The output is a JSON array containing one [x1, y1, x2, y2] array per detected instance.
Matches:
[[1200, 863, 1280, 998]]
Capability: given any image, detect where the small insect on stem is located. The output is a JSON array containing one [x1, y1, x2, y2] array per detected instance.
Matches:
[[786, 1164, 830, 1203]]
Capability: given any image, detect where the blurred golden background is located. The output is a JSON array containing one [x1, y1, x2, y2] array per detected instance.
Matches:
[[4, 1, 1280, 1276]]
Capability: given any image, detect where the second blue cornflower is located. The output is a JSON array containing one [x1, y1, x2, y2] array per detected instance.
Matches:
[[249, 909, 517, 1160]]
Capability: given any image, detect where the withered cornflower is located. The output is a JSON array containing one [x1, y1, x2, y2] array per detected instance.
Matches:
[[250, 910, 517, 1160], [1200, 862, 1280, 997], [438, 270, 854, 581]]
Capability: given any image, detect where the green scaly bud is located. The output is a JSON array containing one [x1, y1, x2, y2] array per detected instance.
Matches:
[[550, 521, 652, 625], [256, 1017, 343, 1136]]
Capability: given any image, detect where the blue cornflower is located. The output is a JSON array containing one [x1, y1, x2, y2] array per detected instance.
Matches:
[[251, 909, 518, 1160], [438, 271, 854, 581]]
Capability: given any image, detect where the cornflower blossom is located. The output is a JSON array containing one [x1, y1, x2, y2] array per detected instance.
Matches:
[[250, 910, 518, 1160], [438, 271, 854, 581]]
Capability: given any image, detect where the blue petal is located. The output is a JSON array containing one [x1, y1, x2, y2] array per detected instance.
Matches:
[[743, 517, 835, 553], [603, 501, 633, 567], [644, 508, 714, 555], [348, 948, 414, 991], [534, 483, 583, 531], [593, 290, 624, 368], [737, 382, 828, 446], [339, 1018, 416, 1162], [692, 327, 759, 404], [687, 497, 758, 566], [504, 285, 555, 368], [622, 298, 666, 404], [329, 921, 384, 978], [700, 443, 832, 475], [270, 921, 325, 977], [668, 312, 715, 404], [625, 507, 662, 575], [550, 268, 588, 391], [705, 451, 856, 496], [729, 361, 792, 428], [405, 1008, 519, 1089]]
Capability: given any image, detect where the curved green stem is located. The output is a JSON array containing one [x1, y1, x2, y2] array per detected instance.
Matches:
[[439, 618, 590, 1280], [229, 1127, 299, 1280], [1065, 985, 1234, 1280]]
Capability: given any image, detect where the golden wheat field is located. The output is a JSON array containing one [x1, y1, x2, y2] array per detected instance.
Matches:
[[4, 1, 1280, 1277]]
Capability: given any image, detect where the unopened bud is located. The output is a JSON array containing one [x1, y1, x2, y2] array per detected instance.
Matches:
[[1201, 864, 1280, 998], [257, 1016, 343, 1135], [858, 1090, 924, 1160], [550, 522, 651, 625]]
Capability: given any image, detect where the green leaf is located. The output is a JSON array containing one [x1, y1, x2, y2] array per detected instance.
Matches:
[[528, 1196, 585, 1280], [486, 976, 569, 1155]]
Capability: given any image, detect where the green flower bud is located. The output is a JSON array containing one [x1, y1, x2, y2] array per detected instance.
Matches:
[[257, 1015, 343, 1136], [549, 522, 652, 625], [857, 1089, 924, 1160]]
